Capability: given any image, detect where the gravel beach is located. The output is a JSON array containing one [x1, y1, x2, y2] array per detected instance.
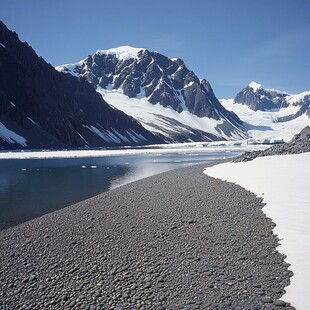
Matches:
[[0, 162, 295, 310]]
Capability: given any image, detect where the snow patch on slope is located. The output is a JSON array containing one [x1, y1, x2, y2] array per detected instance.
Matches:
[[287, 91, 310, 105], [0, 123, 27, 146], [97, 87, 230, 139], [55, 62, 83, 77]]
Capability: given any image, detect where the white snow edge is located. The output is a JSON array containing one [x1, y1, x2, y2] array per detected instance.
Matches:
[[204, 153, 310, 310], [0, 143, 267, 160]]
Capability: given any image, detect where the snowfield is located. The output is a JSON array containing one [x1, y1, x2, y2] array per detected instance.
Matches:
[[97, 87, 243, 141], [204, 152, 310, 310], [220, 98, 310, 143]]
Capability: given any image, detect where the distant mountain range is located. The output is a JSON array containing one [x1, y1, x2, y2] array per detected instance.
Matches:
[[0, 20, 309, 150], [56, 46, 247, 143], [221, 82, 310, 143], [234, 81, 310, 120]]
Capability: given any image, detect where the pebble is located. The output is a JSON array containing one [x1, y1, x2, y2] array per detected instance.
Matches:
[[274, 300, 287, 306], [261, 296, 273, 303]]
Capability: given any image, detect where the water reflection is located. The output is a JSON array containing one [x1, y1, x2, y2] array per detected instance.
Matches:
[[0, 157, 131, 229]]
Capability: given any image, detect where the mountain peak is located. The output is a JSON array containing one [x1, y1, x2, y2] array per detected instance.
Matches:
[[96, 46, 146, 61], [235, 82, 289, 111], [248, 81, 262, 91], [235, 82, 310, 117], [57, 47, 247, 141]]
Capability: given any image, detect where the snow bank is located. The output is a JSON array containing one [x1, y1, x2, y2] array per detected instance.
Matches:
[[204, 153, 310, 310]]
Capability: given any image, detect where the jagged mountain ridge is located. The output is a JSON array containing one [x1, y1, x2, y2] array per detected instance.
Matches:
[[57, 46, 247, 142], [234, 82, 310, 121], [0, 23, 161, 150]]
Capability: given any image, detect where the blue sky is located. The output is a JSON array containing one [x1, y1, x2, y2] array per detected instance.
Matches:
[[1, 0, 309, 98]]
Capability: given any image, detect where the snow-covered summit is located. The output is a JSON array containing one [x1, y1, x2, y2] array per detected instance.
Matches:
[[248, 81, 262, 91], [95, 45, 146, 61], [248, 81, 289, 95], [236, 82, 290, 111]]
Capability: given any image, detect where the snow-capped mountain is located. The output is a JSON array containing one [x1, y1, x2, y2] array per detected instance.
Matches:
[[221, 82, 310, 142], [57, 46, 247, 142], [234, 81, 289, 111], [235, 81, 310, 119], [0, 23, 160, 150]]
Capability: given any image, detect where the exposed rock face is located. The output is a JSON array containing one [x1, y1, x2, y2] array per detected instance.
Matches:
[[234, 82, 289, 111], [57, 46, 245, 140], [277, 95, 310, 122], [0, 23, 161, 150]]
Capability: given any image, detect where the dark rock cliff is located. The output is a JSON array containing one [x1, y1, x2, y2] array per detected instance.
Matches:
[[0, 22, 161, 150]]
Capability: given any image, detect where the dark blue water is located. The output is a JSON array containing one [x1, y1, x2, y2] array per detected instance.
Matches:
[[0, 149, 243, 229]]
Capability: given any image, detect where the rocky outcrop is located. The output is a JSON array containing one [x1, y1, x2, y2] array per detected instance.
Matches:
[[235, 126, 310, 162], [234, 82, 289, 111]]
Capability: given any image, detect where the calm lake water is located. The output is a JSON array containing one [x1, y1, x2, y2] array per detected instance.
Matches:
[[0, 147, 246, 229]]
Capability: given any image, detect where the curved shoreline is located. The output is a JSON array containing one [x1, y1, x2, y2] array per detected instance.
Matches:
[[0, 163, 294, 309]]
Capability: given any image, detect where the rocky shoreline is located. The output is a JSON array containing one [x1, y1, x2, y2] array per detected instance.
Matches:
[[0, 162, 295, 309], [235, 126, 310, 162]]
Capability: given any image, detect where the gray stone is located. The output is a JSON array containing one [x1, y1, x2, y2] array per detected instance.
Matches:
[[274, 300, 287, 306], [261, 296, 273, 303]]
